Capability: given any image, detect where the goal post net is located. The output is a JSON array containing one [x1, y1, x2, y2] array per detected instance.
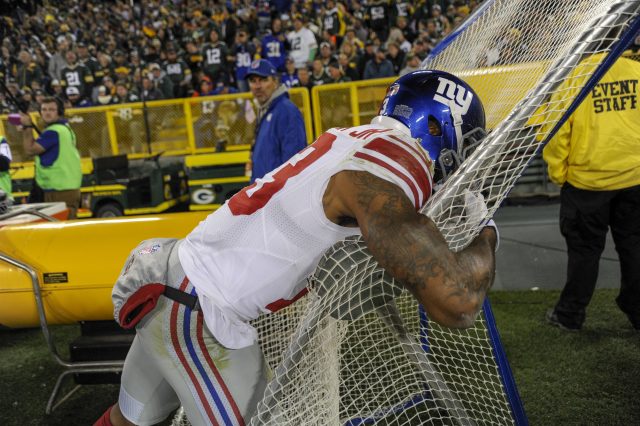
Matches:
[[242, 1, 640, 425], [421, 0, 640, 251]]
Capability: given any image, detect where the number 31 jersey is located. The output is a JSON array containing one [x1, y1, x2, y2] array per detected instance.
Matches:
[[179, 123, 434, 349]]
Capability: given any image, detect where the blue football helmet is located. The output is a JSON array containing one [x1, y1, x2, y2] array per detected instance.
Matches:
[[373, 70, 486, 183]]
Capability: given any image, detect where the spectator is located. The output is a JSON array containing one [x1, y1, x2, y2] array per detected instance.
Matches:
[[363, 45, 395, 80], [0, 136, 12, 199], [112, 81, 143, 153], [202, 27, 230, 84], [95, 85, 114, 105], [129, 51, 146, 78], [341, 27, 364, 51], [399, 52, 421, 76], [287, 15, 318, 70], [430, 4, 452, 38], [327, 60, 351, 83], [357, 40, 376, 78], [338, 53, 361, 81], [245, 59, 307, 183], [50, 79, 64, 98], [61, 50, 94, 99], [388, 27, 412, 53], [21, 88, 40, 112], [386, 42, 406, 75], [366, 0, 392, 42], [184, 38, 204, 77], [395, 15, 416, 44], [322, 0, 347, 45], [140, 75, 164, 102], [211, 80, 239, 96], [310, 58, 331, 86], [16, 50, 43, 91], [77, 42, 99, 81], [113, 81, 139, 104], [422, 19, 443, 47], [192, 76, 218, 148], [191, 76, 216, 97], [412, 39, 430, 61], [163, 47, 192, 98], [65, 86, 92, 108], [282, 57, 301, 88], [112, 50, 132, 81], [47, 37, 69, 82], [33, 89, 46, 108], [543, 54, 640, 331], [297, 66, 312, 90], [261, 18, 287, 72], [19, 97, 82, 218], [101, 76, 116, 97], [230, 27, 256, 92], [149, 63, 174, 99], [95, 52, 115, 86], [317, 41, 336, 68]]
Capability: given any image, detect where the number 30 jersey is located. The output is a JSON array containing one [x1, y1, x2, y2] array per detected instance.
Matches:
[[179, 123, 434, 349]]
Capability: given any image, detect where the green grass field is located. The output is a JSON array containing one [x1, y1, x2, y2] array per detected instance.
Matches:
[[1, 289, 638, 425]]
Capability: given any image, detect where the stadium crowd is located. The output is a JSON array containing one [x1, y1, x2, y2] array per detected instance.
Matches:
[[0, 0, 484, 113]]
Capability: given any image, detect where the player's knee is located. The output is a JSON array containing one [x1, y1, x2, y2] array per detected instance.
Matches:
[[94, 403, 136, 426]]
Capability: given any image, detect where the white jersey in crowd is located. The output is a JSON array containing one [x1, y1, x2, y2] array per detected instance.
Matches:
[[286, 26, 318, 69], [179, 123, 434, 349], [0, 138, 12, 161]]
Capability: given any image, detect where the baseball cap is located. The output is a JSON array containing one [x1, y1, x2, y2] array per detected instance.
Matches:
[[320, 41, 331, 49], [66, 86, 80, 96], [244, 59, 277, 79]]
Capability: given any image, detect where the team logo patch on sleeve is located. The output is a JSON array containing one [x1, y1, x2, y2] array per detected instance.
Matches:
[[352, 135, 433, 208], [139, 243, 161, 255]]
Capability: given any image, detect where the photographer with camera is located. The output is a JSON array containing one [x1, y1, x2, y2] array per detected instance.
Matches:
[[19, 97, 82, 218]]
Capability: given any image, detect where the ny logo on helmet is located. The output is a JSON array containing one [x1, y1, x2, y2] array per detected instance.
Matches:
[[433, 76, 473, 116]]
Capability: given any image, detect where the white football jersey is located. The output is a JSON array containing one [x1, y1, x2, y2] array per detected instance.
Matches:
[[286, 27, 318, 69], [179, 123, 434, 348]]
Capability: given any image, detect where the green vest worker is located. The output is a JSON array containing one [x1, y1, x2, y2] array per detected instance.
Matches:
[[0, 136, 12, 197], [20, 98, 82, 218]]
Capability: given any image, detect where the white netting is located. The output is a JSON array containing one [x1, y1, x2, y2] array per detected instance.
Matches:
[[251, 237, 512, 425], [422, 0, 640, 250], [176, 1, 640, 425]]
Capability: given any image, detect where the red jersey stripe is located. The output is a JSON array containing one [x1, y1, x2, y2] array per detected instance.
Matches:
[[387, 134, 433, 167], [363, 138, 432, 200], [354, 151, 420, 207]]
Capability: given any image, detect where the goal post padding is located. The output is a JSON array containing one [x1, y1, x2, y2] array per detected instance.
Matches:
[[244, 2, 640, 425]]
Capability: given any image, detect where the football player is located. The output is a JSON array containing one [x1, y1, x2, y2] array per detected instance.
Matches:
[[96, 70, 497, 426]]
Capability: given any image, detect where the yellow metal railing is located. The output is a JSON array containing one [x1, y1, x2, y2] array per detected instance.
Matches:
[[1, 88, 313, 165], [5, 50, 640, 167], [310, 77, 394, 138]]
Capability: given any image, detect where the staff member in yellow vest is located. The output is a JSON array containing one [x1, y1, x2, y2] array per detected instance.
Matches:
[[19, 97, 82, 218], [543, 54, 640, 331], [0, 136, 12, 199]]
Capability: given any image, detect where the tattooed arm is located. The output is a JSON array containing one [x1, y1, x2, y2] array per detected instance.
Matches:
[[323, 170, 497, 328]]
